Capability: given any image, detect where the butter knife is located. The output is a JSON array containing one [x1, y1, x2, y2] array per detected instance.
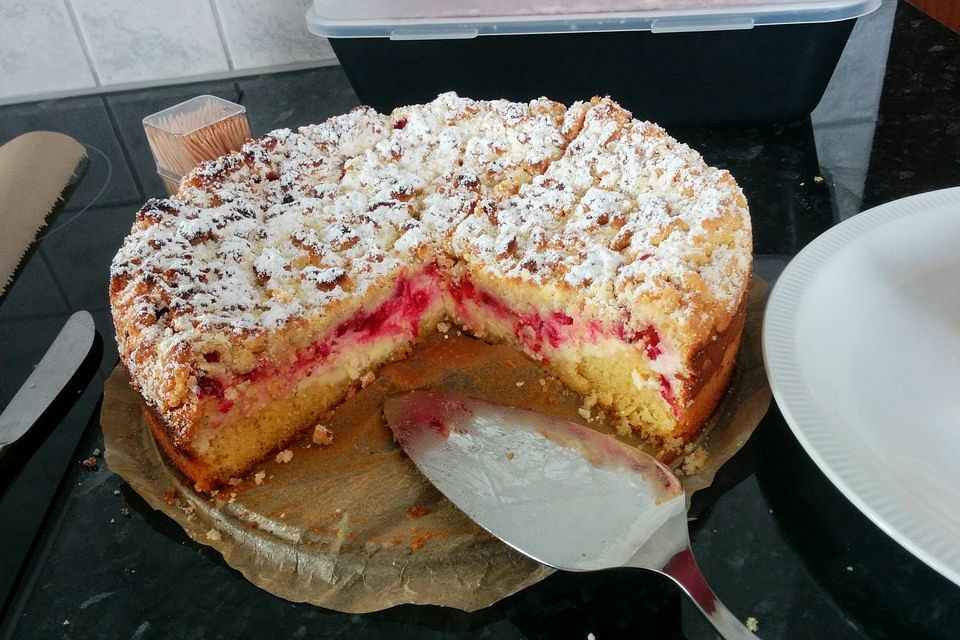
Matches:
[[0, 311, 98, 458]]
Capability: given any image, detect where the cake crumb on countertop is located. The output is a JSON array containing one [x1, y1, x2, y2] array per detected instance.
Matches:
[[746, 616, 759, 632], [275, 449, 294, 464], [587, 633, 595, 640]]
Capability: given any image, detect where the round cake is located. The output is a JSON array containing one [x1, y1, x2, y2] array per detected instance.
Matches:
[[110, 93, 752, 491]]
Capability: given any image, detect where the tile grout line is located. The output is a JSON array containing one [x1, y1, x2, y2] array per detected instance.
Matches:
[[0, 309, 75, 325], [62, 0, 102, 87], [102, 98, 147, 200], [208, 0, 236, 71], [0, 59, 340, 107], [35, 248, 75, 315]]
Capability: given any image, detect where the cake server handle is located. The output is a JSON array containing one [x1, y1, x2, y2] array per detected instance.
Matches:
[[653, 545, 759, 639]]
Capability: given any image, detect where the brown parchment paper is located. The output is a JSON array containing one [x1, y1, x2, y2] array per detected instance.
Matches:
[[102, 278, 770, 613]]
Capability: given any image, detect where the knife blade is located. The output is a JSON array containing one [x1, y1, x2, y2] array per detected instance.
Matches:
[[0, 310, 97, 457]]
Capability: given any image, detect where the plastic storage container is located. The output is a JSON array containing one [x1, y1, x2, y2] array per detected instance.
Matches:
[[306, 0, 880, 125], [143, 95, 251, 194]]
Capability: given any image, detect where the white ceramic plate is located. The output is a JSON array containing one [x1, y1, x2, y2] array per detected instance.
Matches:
[[763, 186, 960, 586]]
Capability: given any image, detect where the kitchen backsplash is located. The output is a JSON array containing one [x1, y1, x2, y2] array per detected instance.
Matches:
[[0, 0, 337, 105]]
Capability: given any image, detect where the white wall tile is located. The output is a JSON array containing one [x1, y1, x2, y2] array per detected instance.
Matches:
[[0, 0, 96, 101], [69, 0, 229, 86], [213, 0, 336, 71]]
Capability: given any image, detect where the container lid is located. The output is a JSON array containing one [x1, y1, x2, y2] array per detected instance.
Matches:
[[142, 95, 246, 136], [307, 0, 880, 38]]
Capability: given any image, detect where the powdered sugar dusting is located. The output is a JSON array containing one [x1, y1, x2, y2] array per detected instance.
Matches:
[[110, 94, 750, 415]]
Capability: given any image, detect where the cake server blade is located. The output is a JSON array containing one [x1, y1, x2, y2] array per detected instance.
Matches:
[[0, 310, 97, 457], [383, 390, 759, 639]]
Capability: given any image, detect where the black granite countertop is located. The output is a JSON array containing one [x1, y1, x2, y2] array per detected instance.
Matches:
[[1, 3, 959, 638]]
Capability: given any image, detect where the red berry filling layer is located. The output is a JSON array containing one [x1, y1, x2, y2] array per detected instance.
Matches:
[[197, 265, 679, 418], [197, 268, 444, 412], [448, 274, 678, 413], [448, 276, 579, 357]]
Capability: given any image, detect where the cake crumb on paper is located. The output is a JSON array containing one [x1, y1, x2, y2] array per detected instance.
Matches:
[[312, 424, 334, 446], [254, 470, 266, 485], [276, 449, 294, 464], [578, 393, 599, 423], [205, 528, 222, 541], [681, 444, 708, 475], [746, 617, 759, 632]]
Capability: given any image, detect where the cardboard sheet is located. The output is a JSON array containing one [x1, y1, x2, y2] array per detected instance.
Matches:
[[0, 131, 86, 294]]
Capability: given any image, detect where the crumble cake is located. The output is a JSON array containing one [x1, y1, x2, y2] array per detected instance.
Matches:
[[110, 93, 751, 491]]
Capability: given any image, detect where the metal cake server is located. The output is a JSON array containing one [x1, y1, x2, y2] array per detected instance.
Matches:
[[384, 390, 759, 640]]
